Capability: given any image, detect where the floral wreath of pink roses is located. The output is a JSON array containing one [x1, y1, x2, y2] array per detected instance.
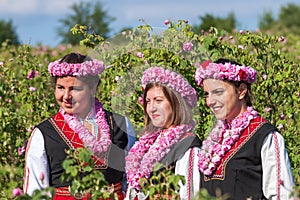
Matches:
[[141, 66, 198, 108], [195, 60, 257, 86], [48, 58, 105, 77]]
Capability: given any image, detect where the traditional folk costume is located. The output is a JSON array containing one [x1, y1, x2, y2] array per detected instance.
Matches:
[[23, 56, 135, 199], [23, 98, 135, 199], [125, 126, 202, 200], [198, 108, 295, 200], [195, 61, 295, 200], [125, 67, 202, 200]]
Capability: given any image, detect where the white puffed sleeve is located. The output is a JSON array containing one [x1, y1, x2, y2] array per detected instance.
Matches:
[[175, 147, 201, 200], [261, 131, 295, 199], [23, 128, 50, 195]]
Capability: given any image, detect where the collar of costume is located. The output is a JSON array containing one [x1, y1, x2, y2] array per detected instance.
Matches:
[[141, 67, 198, 108], [198, 106, 258, 176], [59, 97, 111, 158], [125, 122, 195, 190], [194, 60, 257, 86], [48, 58, 105, 77]]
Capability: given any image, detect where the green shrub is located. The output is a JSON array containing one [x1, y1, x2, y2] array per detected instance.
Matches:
[[0, 20, 299, 199]]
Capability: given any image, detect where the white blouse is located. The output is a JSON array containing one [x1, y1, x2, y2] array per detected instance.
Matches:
[[175, 131, 295, 199], [261, 131, 295, 199], [23, 117, 135, 196]]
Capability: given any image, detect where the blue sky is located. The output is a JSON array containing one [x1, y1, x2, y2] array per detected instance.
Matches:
[[0, 0, 299, 47]]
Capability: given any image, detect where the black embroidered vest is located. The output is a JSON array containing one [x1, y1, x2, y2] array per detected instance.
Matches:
[[37, 110, 128, 187], [200, 118, 277, 200]]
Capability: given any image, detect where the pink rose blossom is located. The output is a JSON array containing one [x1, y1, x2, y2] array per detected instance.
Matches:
[[138, 97, 144, 105], [198, 107, 258, 176], [141, 67, 197, 107], [126, 123, 194, 189], [136, 52, 143, 58], [279, 114, 285, 120], [183, 42, 193, 51], [48, 59, 105, 77], [27, 70, 39, 80], [29, 87, 36, 92], [18, 144, 26, 156], [262, 74, 267, 80], [264, 107, 272, 112], [195, 62, 257, 87], [60, 98, 111, 158], [277, 124, 284, 129], [12, 188, 23, 197]]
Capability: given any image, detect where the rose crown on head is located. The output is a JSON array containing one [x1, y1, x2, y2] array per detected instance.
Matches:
[[48, 58, 105, 77], [195, 60, 257, 87], [141, 66, 198, 108]]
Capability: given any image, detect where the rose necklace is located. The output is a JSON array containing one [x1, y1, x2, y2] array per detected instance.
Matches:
[[198, 106, 258, 176], [126, 123, 194, 190], [59, 97, 111, 158]]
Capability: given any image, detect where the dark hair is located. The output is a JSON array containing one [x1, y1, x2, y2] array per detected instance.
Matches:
[[142, 82, 193, 133], [214, 58, 253, 106], [50, 53, 100, 89]]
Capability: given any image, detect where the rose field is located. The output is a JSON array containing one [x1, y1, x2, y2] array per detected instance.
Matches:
[[0, 21, 299, 199]]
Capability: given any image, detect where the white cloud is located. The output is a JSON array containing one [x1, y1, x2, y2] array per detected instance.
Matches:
[[41, 0, 82, 15], [0, 0, 39, 14], [0, 0, 82, 15]]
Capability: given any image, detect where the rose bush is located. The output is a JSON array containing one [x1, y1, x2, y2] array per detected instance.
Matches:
[[0, 20, 299, 199]]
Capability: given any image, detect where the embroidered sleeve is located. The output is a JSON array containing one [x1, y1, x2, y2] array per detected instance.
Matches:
[[175, 147, 201, 200], [261, 131, 295, 199]]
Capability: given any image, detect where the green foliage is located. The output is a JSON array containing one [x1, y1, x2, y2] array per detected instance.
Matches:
[[139, 164, 227, 199], [140, 164, 184, 199], [0, 19, 19, 45], [278, 3, 300, 35], [0, 42, 80, 199], [77, 20, 300, 198], [193, 13, 237, 34], [70, 24, 105, 48], [57, 1, 115, 45], [0, 19, 299, 199], [16, 187, 55, 200], [258, 11, 276, 31], [259, 3, 300, 35], [61, 148, 111, 199]]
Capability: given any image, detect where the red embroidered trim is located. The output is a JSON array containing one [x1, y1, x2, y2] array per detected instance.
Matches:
[[23, 129, 37, 193], [187, 148, 194, 200], [49, 112, 109, 169], [273, 133, 281, 200], [204, 116, 267, 180], [180, 131, 194, 141]]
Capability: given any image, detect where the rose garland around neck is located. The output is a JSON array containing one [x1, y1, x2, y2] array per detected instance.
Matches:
[[59, 98, 111, 158], [125, 123, 194, 190], [198, 106, 258, 176]]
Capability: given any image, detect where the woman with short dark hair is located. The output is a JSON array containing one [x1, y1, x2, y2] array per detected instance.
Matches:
[[23, 52, 135, 199]]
